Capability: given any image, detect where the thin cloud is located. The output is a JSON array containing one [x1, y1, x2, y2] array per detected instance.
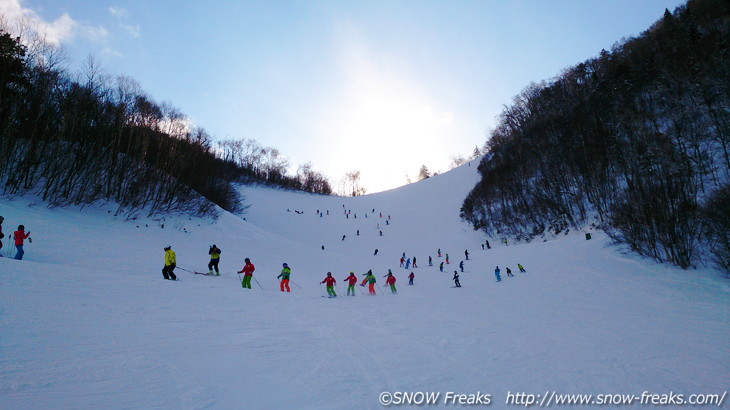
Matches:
[[108, 6, 129, 19]]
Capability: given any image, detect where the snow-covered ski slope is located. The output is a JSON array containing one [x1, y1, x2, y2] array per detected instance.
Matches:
[[1, 160, 728, 409]]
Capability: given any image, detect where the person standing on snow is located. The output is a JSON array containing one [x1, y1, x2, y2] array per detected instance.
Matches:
[[453, 271, 461, 287], [360, 270, 377, 295], [439, 261, 444, 272], [208, 245, 222, 275], [506, 267, 514, 277], [412, 257, 417, 268], [465, 249, 469, 260], [345, 271, 358, 296], [13, 225, 31, 260], [0, 216, 4, 256], [385, 272, 397, 294], [408, 272, 415, 285], [445, 253, 450, 264], [321, 272, 337, 297], [494, 266, 501, 282], [238, 257, 255, 289], [400, 256, 405, 267], [278, 263, 291, 292], [459, 260, 464, 273], [518, 263, 526, 273], [405, 258, 411, 269], [162, 245, 177, 280], [437, 248, 442, 257], [428, 256, 433, 266]]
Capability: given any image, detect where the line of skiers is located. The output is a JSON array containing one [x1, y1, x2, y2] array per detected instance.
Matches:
[[0, 216, 32, 260], [160, 245, 528, 290]]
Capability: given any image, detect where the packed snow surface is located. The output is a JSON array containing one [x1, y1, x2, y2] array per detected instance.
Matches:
[[1, 161, 728, 409]]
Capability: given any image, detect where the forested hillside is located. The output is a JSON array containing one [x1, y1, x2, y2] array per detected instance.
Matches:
[[462, 0, 730, 272], [0, 26, 331, 220]]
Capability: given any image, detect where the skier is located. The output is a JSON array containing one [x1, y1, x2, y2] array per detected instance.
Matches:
[[400, 256, 405, 267], [162, 245, 177, 281], [453, 271, 461, 287], [518, 263, 526, 273], [321, 272, 337, 298], [278, 263, 291, 292], [208, 244, 222, 275], [494, 266, 501, 282], [374, 249, 379, 256], [506, 267, 514, 277], [412, 257, 417, 268], [428, 256, 433, 266], [405, 258, 411, 269], [360, 270, 377, 295], [408, 272, 415, 285], [385, 272, 397, 294], [465, 249, 469, 260], [12, 224, 31, 260], [459, 260, 464, 273], [0, 215, 4, 256], [445, 253, 450, 264], [238, 257, 255, 289], [345, 271, 358, 296], [439, 262, 444, 272], [437, 248, 442, 257], [485, 240, 491, 249], [342, 235, 346, 241]]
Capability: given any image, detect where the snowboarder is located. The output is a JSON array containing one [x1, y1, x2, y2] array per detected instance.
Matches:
[[162, 245, 177, 280], [321, 272, 337, 297], [518, 263, 526, 273], [278, 263, 291, 292], [208, 244, 221, 275], [345, 271, 358, 296], [506, 267, 514, 277], [408, 272, 414, 285], [494, 266, 501, 282], [385, 272, 397, 294], [453, 271, 461, 287], [238, 258, 255, 288], [360, 270, 377, 295], [439, 262, 444, 272], [465, 249, 469, 260], [459, 260, 464, 272]]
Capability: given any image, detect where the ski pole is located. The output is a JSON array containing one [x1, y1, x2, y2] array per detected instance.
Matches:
[[177, 267, 194, 274], [252, 275, 264, 290], [319, 282, 325, 297], [290, 280, 303, 289]]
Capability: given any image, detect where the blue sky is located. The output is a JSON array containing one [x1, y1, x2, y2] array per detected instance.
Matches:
[[1, 0, 687, 193]]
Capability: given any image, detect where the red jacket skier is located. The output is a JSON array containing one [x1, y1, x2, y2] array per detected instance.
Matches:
[[238, 258, 255, 289], [321, 272, 337, 297]]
